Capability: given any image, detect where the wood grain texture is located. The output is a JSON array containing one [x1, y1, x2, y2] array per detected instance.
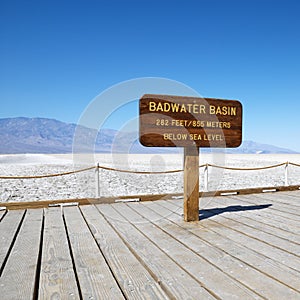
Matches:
[[140, 94, 242, 147], [221, 196, 299, 243], [0, 210, 24, 270], [162, 197, 300, 291], [234, 194, 300, 226], [38, 207, 80, 299], [63, 206, 125, 300], [184, 147, 199, 221], [121, 202, 267, 300], [0, 209, 43, 299], [81, 205, 168, 300], [144, 200, 300, 298], [97, 203, 216, 299]]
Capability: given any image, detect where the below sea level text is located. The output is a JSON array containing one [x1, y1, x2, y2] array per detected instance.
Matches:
[[163, 133, 224, 141]]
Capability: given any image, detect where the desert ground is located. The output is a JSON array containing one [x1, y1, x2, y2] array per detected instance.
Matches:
[[1, 153, 300, 203]]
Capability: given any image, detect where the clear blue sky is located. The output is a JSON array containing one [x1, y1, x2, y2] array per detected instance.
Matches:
[[1, 0, 300, 151]]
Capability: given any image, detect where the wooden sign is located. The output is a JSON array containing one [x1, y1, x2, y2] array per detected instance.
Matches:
[[140, 94, 242, 148], [139, 94, 243, 222]]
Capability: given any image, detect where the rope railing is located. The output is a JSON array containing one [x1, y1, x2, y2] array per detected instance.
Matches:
[[0, 161, 299, 197], [289, 162, 300, 168], [98, 165, 183, 174], [0, 166, 95, 179], [0, 161, 296, 179], [206, 162, 287, 171]]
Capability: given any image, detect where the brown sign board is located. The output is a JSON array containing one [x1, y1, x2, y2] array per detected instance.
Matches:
[[139, 94, 242, 148]]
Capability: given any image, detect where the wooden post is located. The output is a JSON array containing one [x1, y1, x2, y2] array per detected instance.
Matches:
[[184, 147, 199, 222], [96, 163, 100, 198], [285, 162, 289, 187], [204, 163, 209, 192]]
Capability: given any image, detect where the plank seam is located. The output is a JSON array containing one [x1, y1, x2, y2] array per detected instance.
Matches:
[[226, 196, 300, 237], [215, 214, 300, 259], [233, 196, 300, 226], [127, 203, 263, 299], [78, 206, 127, 299], [32, 209, 45, 300], [248, 195, 300, 216], [0, 210, 27, 277], [153, 201, 300, 293], [235, 195, 300, 220], [207, 218, 300, 270], [113, 203, 222, 300], [62, 209, 83, 300], [200, 219, 300, 290], [93, 204, 178, 300], [218, 203, 300, 245], [203, 196, 300, 239], [0, 210, 7, 222], [162, 199, 300, 272]]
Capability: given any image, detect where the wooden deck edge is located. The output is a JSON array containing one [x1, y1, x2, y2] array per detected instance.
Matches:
[[2, 184, 300, 210]]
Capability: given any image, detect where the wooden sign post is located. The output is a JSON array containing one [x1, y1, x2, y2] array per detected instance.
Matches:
[[184, 146, 199, 221], [139, 94, 242, 221]]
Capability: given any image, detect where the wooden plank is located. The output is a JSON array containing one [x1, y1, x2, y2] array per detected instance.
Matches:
[[229, 195, 300, 227], [210, 196, 300, 244], [144, 202, 300, 298], [256, 200, 300, 217], [81, 205, 168, 299], [238, 193, 300, 215], [184, 146, 199, 221], [266, 192, 300, 207], [63, 206, 125, 299], [116, 203, 263, 300], [97, 203, 216, 299], [285, 190, 300, 202], [0, 210, 25, 271], [0, 209, 43, 299], [130, 202, 300, 299], [252, 192, 300, 213], [206, 216, 300, 273], [189, 193, 300, 236], [154, 200, 300, 293], [167, 197, 300, 271], [225, 193, 300, 231], [39, 207, 80, 299], [213, 217, 300, 256]]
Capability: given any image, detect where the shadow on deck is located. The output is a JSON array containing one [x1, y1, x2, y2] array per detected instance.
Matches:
[[200, 203, 272, 220]]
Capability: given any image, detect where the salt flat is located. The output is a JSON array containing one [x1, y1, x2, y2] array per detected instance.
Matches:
[[1, 153, 300, 202]]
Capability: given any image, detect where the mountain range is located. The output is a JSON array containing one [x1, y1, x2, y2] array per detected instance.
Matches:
[[0, 117, 298, 154]]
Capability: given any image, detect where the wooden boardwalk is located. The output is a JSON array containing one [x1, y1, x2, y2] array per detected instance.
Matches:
[[0, 190, 300, 299]]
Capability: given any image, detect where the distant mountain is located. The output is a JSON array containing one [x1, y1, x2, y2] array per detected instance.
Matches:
[[0, 117, 298, 154], [0, 117, 166, 154], [0, 117, 76, 154], [0, 117, 118, 154]]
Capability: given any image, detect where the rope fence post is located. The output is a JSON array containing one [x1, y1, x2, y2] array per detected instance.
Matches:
[[204, 163, 209, 192], [285, 162, 289, 187], [95, 163, 100, 198]]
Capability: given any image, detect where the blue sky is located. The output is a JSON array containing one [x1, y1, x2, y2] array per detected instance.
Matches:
[[1, 0, 300, 150]]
